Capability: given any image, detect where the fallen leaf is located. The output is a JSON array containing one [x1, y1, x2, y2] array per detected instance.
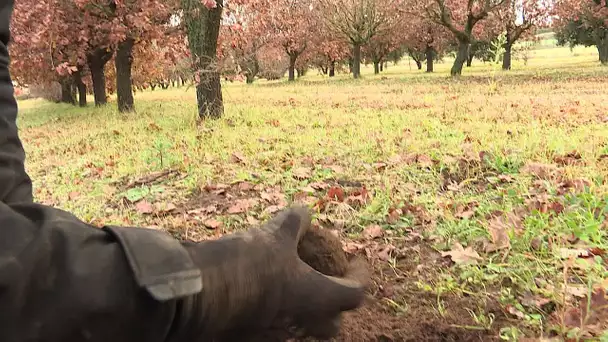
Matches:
[[505, 304, 526, 319], [553, 151, 583, 166], [135, 200, 154, 214], [343, 241, 367, 254], [373, 162, 387, 170], [231, 152, 246, 163], [441, 243, 482, 265], [68, 191, 80, 200], [386, 208, 401, 224], [522, 162, 559, 180], [203, 219, 222, 229], [416, 154, 434, 168], [377, 244, 395, 261], [484, 215, 511, 252], [154, 202, 177, 213], [227, 198, 257, 214], [362, 225, 384, 239], [530, 237, 542, 250], [309, 181, 329, 190], [235, 181, 255, 191], [263, 205, 281, 214], [559, 248, 590, 259], [292, 167, 312, 180], [327, 186, 345, 202]]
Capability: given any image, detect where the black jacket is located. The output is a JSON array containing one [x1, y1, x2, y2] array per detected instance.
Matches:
[[0, 2, 203, 341]]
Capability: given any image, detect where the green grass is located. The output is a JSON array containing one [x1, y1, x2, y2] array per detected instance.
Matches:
[[17, 43, 608, 339]]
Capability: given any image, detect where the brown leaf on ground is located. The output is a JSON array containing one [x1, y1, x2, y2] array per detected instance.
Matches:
[[135, 200, 154, 214], [521, 162, 560, 180], [362, 225, 384, 240], [327, 186, 345, 202], [452, 201, 478, 220], [263, 205, 282, 215], [441, 243, 483, 265], [346, 186, 371, 208], [227, 198, 257, 214], [505, 304, 526, 319], [203, 219, 222, 229], [230, 152, 246, 164], [154, 202, 177, 214], [386, 207, 402, 224], [68, 191, 80, 200], [416, 154, 434, 168], [484, 215, 512, 253], [553, 151, 583, 166], [293, 192, 319, 206], [235, 181, 255, 191], [557, 178, 591, 195], [309, 181, 329, 190], [292, 167, 312, 180]]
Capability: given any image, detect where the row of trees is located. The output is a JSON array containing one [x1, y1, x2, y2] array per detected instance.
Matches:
[[9, 0, 607, 119]]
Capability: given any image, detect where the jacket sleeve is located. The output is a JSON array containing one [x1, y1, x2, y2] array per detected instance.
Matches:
[[0, 2, 203, 342], [0, 0, 32, 204]]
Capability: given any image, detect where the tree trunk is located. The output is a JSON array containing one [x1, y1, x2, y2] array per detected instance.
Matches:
[[73, 68, 87, 107], [415, 60, 422, 70], [321, 66, 328, 74], [182, 0, 224, 119], [597, 37, 608, 65], [59, 77, 75, 105], [115, 37, 135, 113], [151, 84, 156, 91], [451, 41, 469, 76], [379, 62, 383, 72], [87, 47, 112, 106], [425, 46, 434, 73], [373, 61, 380, 74], [329, 60, 335, 77], [288, 53, 297, 81], [502, 43, 512, 70], [352, 43, 361, 79]]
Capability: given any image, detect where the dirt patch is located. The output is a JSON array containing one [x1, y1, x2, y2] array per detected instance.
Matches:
[[331, 241, 510, 342]]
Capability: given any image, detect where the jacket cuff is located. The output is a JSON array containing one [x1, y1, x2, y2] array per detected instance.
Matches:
[[103, 226, 203, 301]]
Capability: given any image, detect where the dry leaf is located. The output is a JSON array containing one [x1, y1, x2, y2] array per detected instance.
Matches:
[[230, 152, 246, 164], [292, 167, 312, 180], [484, 215, 511, 252], [68, 191, 80, 200], [327, 186, 345, 202], [505, 304, 526, 319], [362, 225, 384, 240], [203, 219, 222, 229], [441, 243, 482, 265], [522, 162, 559, 180], [135, 200, 154, 214], [227, 198, 257, 214]]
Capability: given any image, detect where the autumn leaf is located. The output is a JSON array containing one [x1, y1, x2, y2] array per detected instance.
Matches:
[[362, 224, 384, 239], [292, 167, 312, 180], [327, 186, 345, 202], [135, 200, 154, 214], [484, 215, 511, 253], [441, 243, 482, 265], [154, 202, 177, 214], [227, 198, 257, 214], [203, 219, 222, 229], [521, 162, 559, 180], [230, 152, 246, 164], [68, 191, 80, 200]]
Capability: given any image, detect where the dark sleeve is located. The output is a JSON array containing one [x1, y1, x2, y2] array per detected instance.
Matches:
[[0, 2, 203, 342], [0, 0, 32, 204]]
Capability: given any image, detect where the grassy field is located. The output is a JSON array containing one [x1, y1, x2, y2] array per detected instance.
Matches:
[[17, 44, 608, 341]]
